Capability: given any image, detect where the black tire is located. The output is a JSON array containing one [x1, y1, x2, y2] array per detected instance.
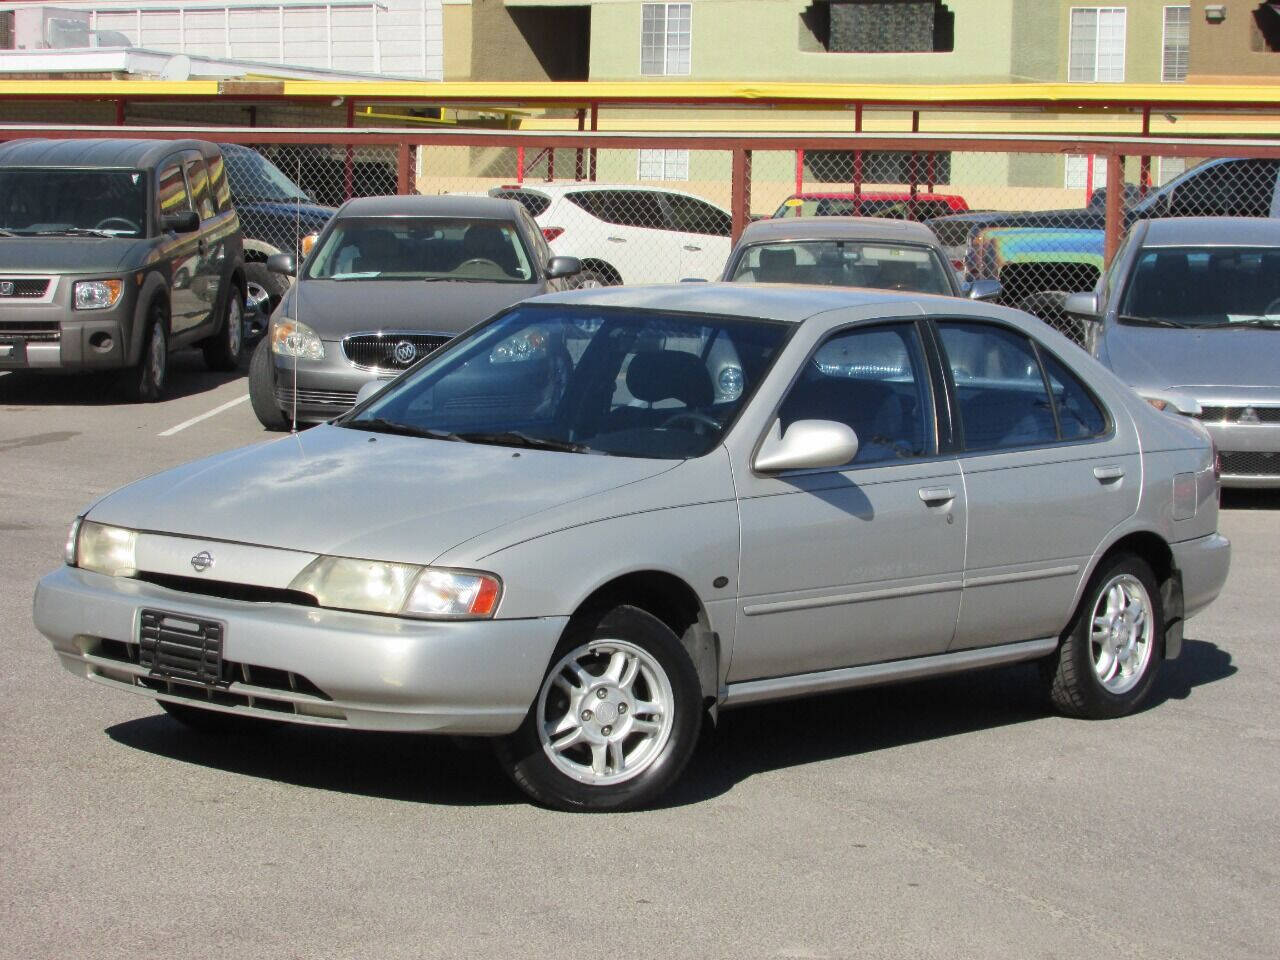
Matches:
[[122, 299, 169, 403], [202, 284, 246, 371], [248, 337, 289, 431], [158, 700, 282, 735], [1044, 553, 1164, 719], [570, 267, 613, 289], [495, 605, 703, 812], [244, 260, 290, 325]]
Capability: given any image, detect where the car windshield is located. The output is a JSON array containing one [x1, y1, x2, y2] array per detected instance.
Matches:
[[730, 240, 953, 295], [306, 217, 536, 282], [0, 168, 147, 237], [341, 305, 791, 459], [1120, 246, 1280, 327], [222, 149, 311, 203]]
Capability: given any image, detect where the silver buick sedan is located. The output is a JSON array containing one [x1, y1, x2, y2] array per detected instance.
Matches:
[[35, 284, 1230, 811]]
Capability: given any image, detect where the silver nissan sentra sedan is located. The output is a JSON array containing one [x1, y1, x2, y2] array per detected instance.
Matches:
[[34, 284, 1230, 811]]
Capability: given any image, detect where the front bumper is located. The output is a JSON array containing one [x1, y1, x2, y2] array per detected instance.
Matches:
[[1198, 420, 1280, 488], [34, 565, 566, 735], [0, 282, 137, 371], [270, 343, 384, 423]]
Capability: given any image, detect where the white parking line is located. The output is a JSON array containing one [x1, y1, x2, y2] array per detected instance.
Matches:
[[158, 394, 251, 436]]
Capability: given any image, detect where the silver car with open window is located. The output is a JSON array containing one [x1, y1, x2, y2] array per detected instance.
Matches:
[[36, 284, 1229, 811]]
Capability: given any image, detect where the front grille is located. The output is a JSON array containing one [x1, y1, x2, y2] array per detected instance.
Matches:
[[136, 572, 318, 607], [275, 385, 358, 408], [0, 278, 50, 298], [0, 322, 60, 342], [138, 610, 228, 688], [1219, 451, 1280, 476], [342, 333, 450, 371], [1197, 406, 1280, 424]]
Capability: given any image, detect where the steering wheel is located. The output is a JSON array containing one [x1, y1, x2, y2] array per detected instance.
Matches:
[[457, 257, 501, 272], [1263, 297, 1280, 317], [659, 411, 720, 434], [94, 217, 139, 233]]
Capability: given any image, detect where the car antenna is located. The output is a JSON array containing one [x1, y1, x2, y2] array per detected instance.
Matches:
[[291, 157, 302, 434]]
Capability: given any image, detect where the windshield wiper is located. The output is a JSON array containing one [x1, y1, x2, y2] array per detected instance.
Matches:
[[0, 228, 16, 237], [1118, 314, 1190, 329], [341, 418, 461, 441], [27, 227, 124, 238], [454, 430, 590, 453], [1199, 318, 1280, 329]]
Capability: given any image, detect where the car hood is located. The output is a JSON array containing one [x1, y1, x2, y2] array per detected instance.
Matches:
[[85, 424, 679, 566], [232, 198, 334, 224], [0, 236, 149, 274], [279, 278, 539, 339], [1103, 323, 1280, 392]]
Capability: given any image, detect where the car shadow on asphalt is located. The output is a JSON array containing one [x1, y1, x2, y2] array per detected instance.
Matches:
[[0, 351, 245, 406], [102, 640, 1235, 811]]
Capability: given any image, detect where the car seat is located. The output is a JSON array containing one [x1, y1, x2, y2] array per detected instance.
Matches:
[[757, 247, 798, 283], [352, 229, 403, 275], [461, 224, 518, 276]]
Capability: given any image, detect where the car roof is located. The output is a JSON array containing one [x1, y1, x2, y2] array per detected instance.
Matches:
[[0, 137, 220, 169], [786, 192, 961, 201], [1141, 216, 1280, 247], [529, 281, 965, 323], [337, 194, 520, 220], [737, 216, 943, 247], [493, 182, 706, 199]]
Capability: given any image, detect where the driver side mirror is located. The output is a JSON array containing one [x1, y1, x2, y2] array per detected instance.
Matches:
[[267, 252, 297, 277], [754, 419, 859, 473], [965, 278, 1002, 301], [545, 256, 582, 280], [160, 210, 199, 233], [1063, 291, 1100, 317]]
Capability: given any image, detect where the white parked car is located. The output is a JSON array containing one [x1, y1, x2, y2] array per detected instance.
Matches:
[[490, 183, 732, 286]]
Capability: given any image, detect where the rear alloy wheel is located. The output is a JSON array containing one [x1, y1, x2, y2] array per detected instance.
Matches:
[[496, 605, 702, 811], [123, 301, 169, 402], [202, 287, 245, 371], [244, 261, 290, 329], [570, 267, 611, 290], [1045, 554, 1163, 719], [158, 700, 281, 735]]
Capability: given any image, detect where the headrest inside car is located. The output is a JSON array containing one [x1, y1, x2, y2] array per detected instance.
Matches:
[[626, 350, 715, 408]]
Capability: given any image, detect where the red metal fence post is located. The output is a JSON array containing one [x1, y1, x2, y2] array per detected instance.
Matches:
[[731, 148, 751, 244], [396, 142, 411, 194], [1139, 106, 1152, 196], [343, 99, 355, 201], [795, 149, 804, 196], [1104, 150, 1126, 266], [853, 103, 864, 195], [516, 145, 525, 184]]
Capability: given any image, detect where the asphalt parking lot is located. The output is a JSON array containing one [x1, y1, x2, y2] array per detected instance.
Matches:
[[1, 357, 1277, 960]]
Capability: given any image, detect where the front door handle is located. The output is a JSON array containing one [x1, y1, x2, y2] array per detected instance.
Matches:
[[918, 486, 956, 505], [607, 236, 627, 243], [683, 244, 703, 252], [1093, 465, 1125, 482]]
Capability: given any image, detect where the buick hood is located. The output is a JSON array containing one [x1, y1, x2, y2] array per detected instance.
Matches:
[[280, 278, 538, 339], [0, 236, 148, 274], [86, 424, 678, 565], [1103, 324, 1280, 393]]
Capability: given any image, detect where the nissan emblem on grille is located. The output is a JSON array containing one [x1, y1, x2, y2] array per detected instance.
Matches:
[[0, 282, 13, 297], [190, 550, 214, 573], [393, 340, 417, 365]]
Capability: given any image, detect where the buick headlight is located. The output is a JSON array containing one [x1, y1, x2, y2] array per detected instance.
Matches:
[[289, 557, 501, 619], [717, 365, 744, 400], [490, 328, 548, 364], [74, 521, 137, 577], [271, 318, 325, 360], [73, 279, 123, 311]]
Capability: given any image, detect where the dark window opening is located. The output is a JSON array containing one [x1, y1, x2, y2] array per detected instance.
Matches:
[[805, 1, 953, 53], [508, 5, 591, 80], [1253, 2, 1280, 52], [804, 150, 952, 186]]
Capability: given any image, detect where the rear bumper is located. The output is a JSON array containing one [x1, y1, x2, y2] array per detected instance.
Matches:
[[1172, 532, 1231, 623], [34, 565, 565, 735]]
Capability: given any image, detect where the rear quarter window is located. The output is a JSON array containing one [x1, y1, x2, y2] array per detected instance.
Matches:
[[493, 189, 551, 218]]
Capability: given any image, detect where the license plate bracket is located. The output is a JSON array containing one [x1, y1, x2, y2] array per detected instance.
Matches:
[[138, 609, 229, 688]]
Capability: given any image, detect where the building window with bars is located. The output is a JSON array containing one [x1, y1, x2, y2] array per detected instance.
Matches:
[[1065, 154, 1108, 191], [1162, 6, 1190, 82], [637, 149, 690, 181], [641, 3, 692, 76], [1069, 7, 1126, 82]]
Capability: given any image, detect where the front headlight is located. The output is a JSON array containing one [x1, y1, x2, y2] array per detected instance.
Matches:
[[490, 328, 548, 364], [271, 318, 325, 360], [64, 517, 82, 566], [75, 521, 137, 577], [73, 279, 123, 311], [288, 557, 501, 619]]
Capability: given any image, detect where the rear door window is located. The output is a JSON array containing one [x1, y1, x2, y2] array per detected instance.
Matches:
[[184, 155, 216, 221], [156, 159, 193, 219], [663, 194, 732, 237]]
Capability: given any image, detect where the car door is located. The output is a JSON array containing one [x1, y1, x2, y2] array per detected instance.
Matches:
[[730, 320, 967, 682], [661, 192, 733, 280], [599, 189, 685, 285], [1167, 158, 1280, 219], [181, 151, 223, 333], [155, 156, 202, 335], [933, 318, 1140, 650]]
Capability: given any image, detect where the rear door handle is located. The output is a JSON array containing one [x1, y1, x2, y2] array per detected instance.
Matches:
[[683, 244, 703, 252], [607, 236, 627, 243], [1093, 465, 1125, 482], [918, 486, 956, 504]]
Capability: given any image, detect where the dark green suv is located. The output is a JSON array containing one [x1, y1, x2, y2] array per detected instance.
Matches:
[[0, 138, 247, 400]]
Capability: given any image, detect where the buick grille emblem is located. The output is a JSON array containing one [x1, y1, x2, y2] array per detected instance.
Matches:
[[0, 281, 13, 297], [1238, 407, 1261, 425], [190, 550, 214, 573], [392, 340, 417, 365]]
